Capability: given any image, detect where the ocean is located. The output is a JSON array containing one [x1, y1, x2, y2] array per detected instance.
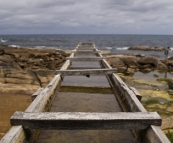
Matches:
[[0, 34, 173, 59]]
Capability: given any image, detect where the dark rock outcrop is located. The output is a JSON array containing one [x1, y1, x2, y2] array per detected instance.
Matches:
[[129, 46, 165, 51]]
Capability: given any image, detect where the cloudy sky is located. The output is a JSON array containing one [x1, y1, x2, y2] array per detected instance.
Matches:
[[0, 0, 173, 35]]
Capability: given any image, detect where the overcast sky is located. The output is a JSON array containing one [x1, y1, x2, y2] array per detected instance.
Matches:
[[0, 0, 173, 35]]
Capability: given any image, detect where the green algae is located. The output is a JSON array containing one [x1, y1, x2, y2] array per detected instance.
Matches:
[[60, 86, 112, 94], [166, 130, 173, 143]]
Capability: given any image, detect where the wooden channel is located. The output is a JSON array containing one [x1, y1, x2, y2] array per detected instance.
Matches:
[[0, 43, 170, 143]]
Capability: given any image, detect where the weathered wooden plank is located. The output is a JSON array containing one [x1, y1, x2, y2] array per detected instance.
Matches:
[[31, 88, 44, 101], [11, 112, 161, 130], [141, 125, 171, 143], [72, 50, 100, 53], [101, 59, 112, 69], [66, 57, 104, 61], [55, 68, 117, 76], [0, 126, 25, 143], [130, 87, 142, 101], [112, 73, 146, 112]]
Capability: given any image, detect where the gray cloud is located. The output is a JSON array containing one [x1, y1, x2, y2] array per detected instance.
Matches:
[[0, 0, 173, 34]]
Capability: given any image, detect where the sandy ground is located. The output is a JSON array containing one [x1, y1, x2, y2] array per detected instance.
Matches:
[[0, 93, 31, 139]]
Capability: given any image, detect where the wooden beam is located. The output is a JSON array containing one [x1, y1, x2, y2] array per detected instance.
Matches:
[[11, 112, 161, 130], [66, 57, 104, 61], [31, 88, 44, 101], [72, 50, 100, 53], [142, 125, 171, 143], [0, 126, 26, 143], [55, 68, 117, 76], [112, 73, 146, 112], [130, 87, 142, 101]]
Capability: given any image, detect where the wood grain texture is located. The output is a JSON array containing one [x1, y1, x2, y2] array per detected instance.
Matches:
[[66, 57, 104, 61], [11, 112, 161, 130], [55, 68, 117, 76]]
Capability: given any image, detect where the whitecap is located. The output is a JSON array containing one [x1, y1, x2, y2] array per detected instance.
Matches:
[[0, 39, 7, 43], [116, 47, 129, 50], [106, 47, 112, 50], [9, 45, 20, 48], [35, 46, 46, 48]]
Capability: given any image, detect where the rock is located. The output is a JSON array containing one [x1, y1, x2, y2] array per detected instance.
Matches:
[[119, 56, 138, 69], [126, 68, 135, 75], [168, 79, 173, 90], [154, 74, 159, 78], [129, 46, 164, 51], [107, 57, 125, 67], [118, 67, 127, 73], [157, 61, 168, 71], [140, 68, 153, 73], [138, 56, 158, 68], [0, 49, 5, 55], [106, 57, 127, 73], [0, 55, 14, 63], [167, 90, 173, 95]]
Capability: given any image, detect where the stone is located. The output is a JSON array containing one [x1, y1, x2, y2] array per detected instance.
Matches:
[[0, 55, 14, 63], [126, 68, 135, 75], [168, 79, 173, 90], [119, 56, 138, 68], [129, 46, 164, 51], [138, 56, 158, 68], [107, 57, 125, 67], [157, 61, 168, 71], [0, 49, 5, 55], [154, 74, 159, 78]]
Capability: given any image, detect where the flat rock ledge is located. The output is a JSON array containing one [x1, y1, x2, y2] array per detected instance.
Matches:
[[129, 46, 165, 51], [0, 45, 69, 94], [106, 55, 173, 75]]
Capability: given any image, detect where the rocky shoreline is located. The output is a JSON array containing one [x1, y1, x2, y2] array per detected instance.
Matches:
[[0, 45, 69, 93], [0, 45, 173, 141], [106, 54, 173, 75]]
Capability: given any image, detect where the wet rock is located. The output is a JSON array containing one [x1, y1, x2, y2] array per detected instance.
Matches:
[[126, 68, 135, 75], [0, 49, 5, 55], [129, 46, 164, 51], [138, 56, 158, 68], [168, 79, 173, 90], [157, 61, 168, 71], [119, 56, 138, 69], [154, 74, 159, 78], [0, 55, 14, 63], [168, 90, 173, 95], [107, 57, 125, 67]]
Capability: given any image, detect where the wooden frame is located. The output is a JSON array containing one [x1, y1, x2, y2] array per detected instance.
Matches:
[[0, 43, 170, 143], [55, 68, 117, 76], [66, 57, 104, 61], [11, 112, 161, 130]]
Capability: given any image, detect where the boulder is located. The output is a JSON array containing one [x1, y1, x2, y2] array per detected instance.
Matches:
[[138, 56, 158, 68], [129, 46, 164, 51], [106, 57, 127, 73], [126, 68, 135, 75], [119, 56, 138, 68], [0, 49, 5, 55], [0, 55, 14, 63], [107, 57, 125, 67], [157, 61, 168, 71], [168, 79, 173, 90]]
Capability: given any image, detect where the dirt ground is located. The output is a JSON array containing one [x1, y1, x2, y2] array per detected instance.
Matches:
[[0, 93, 31, 139]]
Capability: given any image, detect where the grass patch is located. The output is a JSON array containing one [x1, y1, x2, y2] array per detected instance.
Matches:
[[144, 100, 160, 105], [60, 86, 112, 94], [166, 130, 173, 143]]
